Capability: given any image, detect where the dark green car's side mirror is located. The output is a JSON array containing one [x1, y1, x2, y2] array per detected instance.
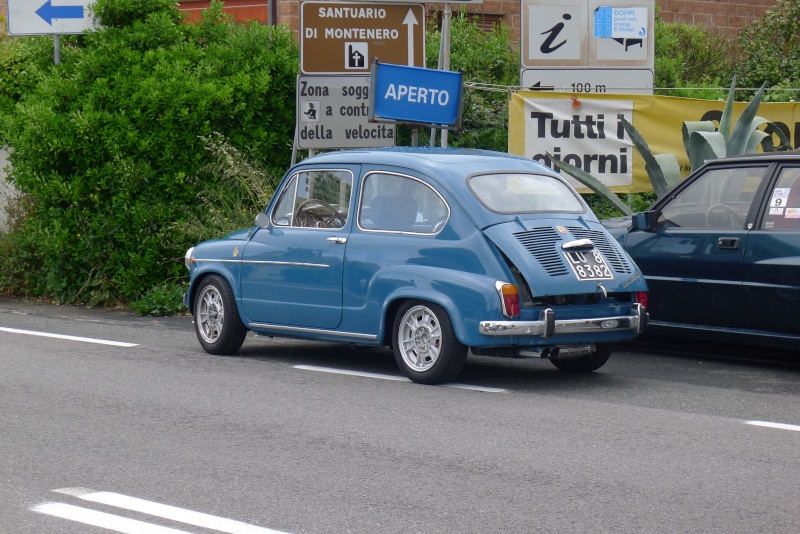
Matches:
[[630, 211, 659, 231]]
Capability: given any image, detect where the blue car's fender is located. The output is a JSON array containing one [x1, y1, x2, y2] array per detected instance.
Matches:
[[360, 264, 504, 347]]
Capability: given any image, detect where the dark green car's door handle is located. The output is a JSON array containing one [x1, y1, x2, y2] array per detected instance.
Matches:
[[717, 237, 740, 250]]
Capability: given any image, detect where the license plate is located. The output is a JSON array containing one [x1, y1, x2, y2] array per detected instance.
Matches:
[[563, 249, 613, 280]]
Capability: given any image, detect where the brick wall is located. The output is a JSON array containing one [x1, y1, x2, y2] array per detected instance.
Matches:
[[656, 0, 777, 38], [0, 0, 779, 39]]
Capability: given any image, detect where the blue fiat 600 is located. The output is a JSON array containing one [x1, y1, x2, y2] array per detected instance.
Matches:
[[184, 148, 648, 384]]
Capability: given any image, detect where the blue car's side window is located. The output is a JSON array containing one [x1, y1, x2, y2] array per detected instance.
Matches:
[[358, 172, 449, 234], [272, 170, 353, 229]]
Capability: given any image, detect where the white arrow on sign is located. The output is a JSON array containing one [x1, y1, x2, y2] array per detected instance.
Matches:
[[403, 9, 418, 67]]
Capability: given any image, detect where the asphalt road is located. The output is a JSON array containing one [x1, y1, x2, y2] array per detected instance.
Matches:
[[1, 297, 799, 533]]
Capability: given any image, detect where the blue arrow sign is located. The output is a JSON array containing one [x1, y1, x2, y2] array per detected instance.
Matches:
[[35, 0, 85, 26]]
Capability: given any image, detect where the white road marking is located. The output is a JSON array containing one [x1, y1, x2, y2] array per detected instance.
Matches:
[[32, 502, 193, 534], [294, 364, 507, 393], [746, 420, 800, 433], [52, 488, 292, 534], [0, 326, 138, 347]]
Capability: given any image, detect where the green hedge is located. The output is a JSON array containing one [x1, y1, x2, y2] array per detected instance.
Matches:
[[0, 0, 297, 306]]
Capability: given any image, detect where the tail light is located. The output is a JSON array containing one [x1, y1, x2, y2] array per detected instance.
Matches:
[[634, 291, 648, 309], [496, 282, 520, 318]]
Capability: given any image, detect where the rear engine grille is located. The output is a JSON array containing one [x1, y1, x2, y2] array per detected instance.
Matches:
[[513, 228, 569, 276]]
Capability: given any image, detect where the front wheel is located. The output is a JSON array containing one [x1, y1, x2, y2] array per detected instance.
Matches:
[[550, 343, 613, 373], [393, 301, 467, 385], [194, 275, 248, 355]]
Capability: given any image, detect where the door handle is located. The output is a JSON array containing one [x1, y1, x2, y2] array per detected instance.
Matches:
[[717, 237, 740, 250], [327, 237, 347, 244]]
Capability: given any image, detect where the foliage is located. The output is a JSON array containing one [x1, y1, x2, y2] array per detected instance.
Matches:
[[584, 192, 656, 220], [0, 0, 297, 306], [174, 133, 279, 245], [129, 281, 186, 316], [737, 0, 800, 100], [398, 13, 518, 150], [654, 16, 736, 98]]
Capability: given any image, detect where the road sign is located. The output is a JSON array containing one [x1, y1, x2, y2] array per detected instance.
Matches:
[[521, 68, 653, 94], [520, 0, 653, 69], [369, 62, 463, 128], [297, 75, 395, 149], [300, 1, 425, 75], [7, 0, 99, 35]]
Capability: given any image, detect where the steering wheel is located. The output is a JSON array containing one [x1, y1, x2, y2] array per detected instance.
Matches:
[[704, 204, 744, 228], [294, 199, 346, 228]]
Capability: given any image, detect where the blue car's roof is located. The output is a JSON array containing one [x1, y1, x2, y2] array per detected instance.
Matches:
[[301, 147, 552, 175], [294, 148, 590, 229]]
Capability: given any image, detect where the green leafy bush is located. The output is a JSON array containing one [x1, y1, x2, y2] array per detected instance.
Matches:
[[0, 0, 297, 306], [737, 0, 800, 101], [654, 16, 736, 98]]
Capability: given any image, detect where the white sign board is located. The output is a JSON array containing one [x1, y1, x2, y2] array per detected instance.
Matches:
[[520, 0, 653, 68], [7, 0, 99, 35], [521, 96, 634, 187], [297, 75, 395, 149], [521, 68, 653, 94]]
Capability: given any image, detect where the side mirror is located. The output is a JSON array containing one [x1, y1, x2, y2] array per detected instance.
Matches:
[[630, 211, 658, 231], [255, 212, 270, 229]]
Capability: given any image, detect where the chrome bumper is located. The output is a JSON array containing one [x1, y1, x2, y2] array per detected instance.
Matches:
[[479, 303, 648, 338]]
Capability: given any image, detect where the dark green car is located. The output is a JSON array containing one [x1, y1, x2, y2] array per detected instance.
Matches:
[[604, 152, 800, 350]]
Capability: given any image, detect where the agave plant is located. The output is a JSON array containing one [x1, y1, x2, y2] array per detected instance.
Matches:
[[554, 77, 792, 212]]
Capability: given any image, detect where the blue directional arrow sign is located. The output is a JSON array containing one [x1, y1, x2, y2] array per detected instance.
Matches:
[[36, 0, 85, 26], [8, 0, 99, 35], [369, 61, 464, 129]]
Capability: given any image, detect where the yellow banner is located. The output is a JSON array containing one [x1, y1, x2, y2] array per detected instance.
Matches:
[[508, 91, 800, 193]]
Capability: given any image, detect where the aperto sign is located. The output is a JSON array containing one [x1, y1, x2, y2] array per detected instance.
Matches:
[[7, 0, 100, 35], [369, 62, 464, 129]]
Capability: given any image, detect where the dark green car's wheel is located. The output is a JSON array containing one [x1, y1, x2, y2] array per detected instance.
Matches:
[[194, 275, 247, 355], [550, 343, 613, 373], [393, 300, 467, 385]]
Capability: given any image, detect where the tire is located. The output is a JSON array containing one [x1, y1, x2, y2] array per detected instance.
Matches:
[[193, 275, 248, 355], [392, 300, 467, 385], [550, 343, 613, 373]]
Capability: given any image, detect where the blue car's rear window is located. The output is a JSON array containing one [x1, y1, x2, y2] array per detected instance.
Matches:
[[468, 173, 584, 214]]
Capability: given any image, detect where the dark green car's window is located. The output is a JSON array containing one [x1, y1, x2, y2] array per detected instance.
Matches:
[[761, 167, 800, 230], [659, 166, 769, 229]]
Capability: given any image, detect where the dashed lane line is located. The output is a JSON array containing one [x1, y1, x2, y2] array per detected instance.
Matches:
[[746, 420, 800, 433], [0, 326, 138, 347], [34, 487, 292, 534], [32, 502, 193, 534], [294, 364, 507, 392], [53, 487, 291, 533]]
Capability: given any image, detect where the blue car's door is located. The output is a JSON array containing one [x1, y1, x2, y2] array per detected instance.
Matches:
[[743, 163, 800, 335], [239, 167, 358, 329], [625, 164, 772, 329]]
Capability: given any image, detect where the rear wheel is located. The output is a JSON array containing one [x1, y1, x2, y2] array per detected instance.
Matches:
[[194, 275, 247, 355], [550, 343, 613, 373], [393, 301, 467, 385]]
